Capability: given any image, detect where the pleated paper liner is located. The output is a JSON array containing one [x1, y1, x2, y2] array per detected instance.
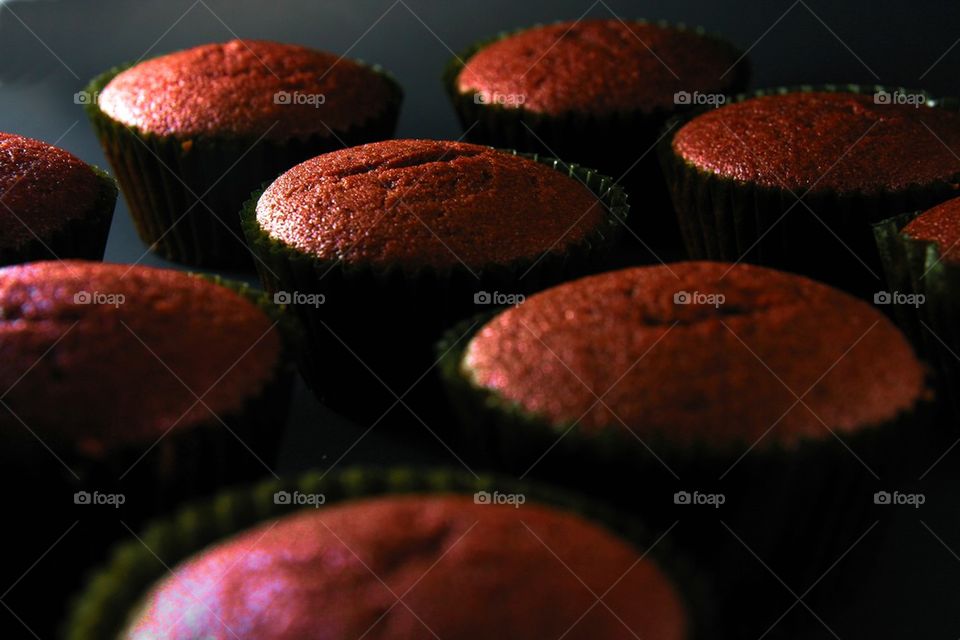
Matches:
[[0, 167, 117, 266], [443, 19, 750, 259], [64, 466, 714, 640], [240, 152, 628, 429], [658, 84, 960, 298], [83, 64, 402, 270], [436, 314, 941, 638], [875, 213, 960, 420]]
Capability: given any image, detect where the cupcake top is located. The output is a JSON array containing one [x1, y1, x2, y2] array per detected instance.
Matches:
[[463, 262, 927, 448], [672, 91, 960, 194], [97, 40, 398, 140], [124, 495, 689, 640], [255, 139, 605, 271], [0, 133, 104, 249], [902, 196, 960, 264], [456, 19, 744, 116], [0, 261, 281, 457]]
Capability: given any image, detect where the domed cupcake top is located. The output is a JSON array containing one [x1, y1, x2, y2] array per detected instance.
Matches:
[[456, 19, 744, 116], [97, 40, 398, 140], [463, 262, 927, 448], [255, 139, 605, 271], [124, 494, 689, 640], [902, 195, 960, 264], [0, 261, 281, 457], [672, 91, 960, 194], [0, 133, 102, 248]]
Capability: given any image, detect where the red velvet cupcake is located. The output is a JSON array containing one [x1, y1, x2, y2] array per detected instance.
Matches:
[[660, 86, 960, 295], [0, 132, 116, 264], [84, 40, 402, 268]]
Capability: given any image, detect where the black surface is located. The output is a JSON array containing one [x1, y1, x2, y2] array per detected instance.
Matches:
[[0, 0, 958, 637]]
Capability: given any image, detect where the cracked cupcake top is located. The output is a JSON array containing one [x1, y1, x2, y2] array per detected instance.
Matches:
[[124, 495, 689, 640], [255, 139, 605, 271], [902, 195, 960, 264], [672, 91, 960, 194], [0, 261, 281, 458], [463, 262, 928, 447], [456, 19, 744, 116], [0, 132, 104, 249], [97, 40, 398, 140]]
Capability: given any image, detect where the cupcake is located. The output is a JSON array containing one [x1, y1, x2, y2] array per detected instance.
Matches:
[[875, 196, 960, 418], [0, 132, 117, 264], [660, 86, 960, 296], [243, 138, 626, 424], [439, 261, 933, 636], [0, 260, 294, 510], [67, 468, 705, 640], [445, 19, 750, 254], [85, 40, 402, 268]]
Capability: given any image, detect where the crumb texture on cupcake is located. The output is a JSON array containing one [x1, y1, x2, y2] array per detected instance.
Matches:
[[902, 196, 960, 264], [255, 139, 604, 270], [457, 19, 743, 115], [123, 495, 688, 640], [463, 262, 927, 447], [97, 40, 397, 140], [0, 133, 102, 248], [0, 261, 281, 456], [672, 92, 960, 194]]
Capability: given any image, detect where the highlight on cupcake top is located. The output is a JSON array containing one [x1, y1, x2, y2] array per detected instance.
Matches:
[[456, 19, 745, 116], [96, 39, 399, 140], [461, 261, 929, 448], [0, 261, 282, 457], [254, 139, 606, 271], [671, 91, 960, 194], [901, 195, 960, 264], [0, 132, 104, 248], [122, 494, 690, 640]]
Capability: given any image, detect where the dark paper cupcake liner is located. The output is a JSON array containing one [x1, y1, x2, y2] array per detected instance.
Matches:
[[65, 466, 713, 640], [0, 167, 117, 266], [83, 64, 402, 270], [875, 213, 960, 418], [443, 20, 750, 255], [436, 315, 939, 637], [241, 152, 628, 425], [658, 84, 960, 297]]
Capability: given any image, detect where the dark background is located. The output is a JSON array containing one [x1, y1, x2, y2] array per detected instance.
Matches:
[[0, 0, 958, 637]]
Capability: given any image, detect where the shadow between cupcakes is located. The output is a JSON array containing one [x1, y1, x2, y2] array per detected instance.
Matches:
[[64, 466, 713, 640], [240, 145, 628, 430], [657, 84, 960, 299]]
